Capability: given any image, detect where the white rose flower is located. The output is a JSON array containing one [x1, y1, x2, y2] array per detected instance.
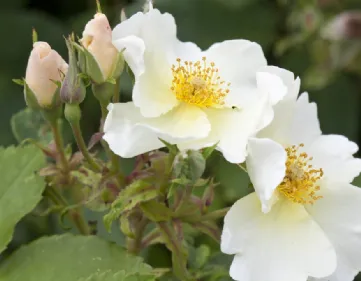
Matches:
[[221, 66, 361, 281], [104, 8, 287, 163]]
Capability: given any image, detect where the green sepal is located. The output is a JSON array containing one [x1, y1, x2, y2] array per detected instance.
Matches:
[[140, 200, 172, 222], [74, 41, 105, 84], [12, 78, 25, 86], [23, 81, 41, 110], [159, 138, 179, 155], [110, 52, 125, 80], [201, 142, 218, 159], [92, 82, 116, 106], [61, 38, 86, 104]]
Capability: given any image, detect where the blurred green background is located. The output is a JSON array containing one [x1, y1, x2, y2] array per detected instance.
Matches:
[[2, 0, 361, 279]]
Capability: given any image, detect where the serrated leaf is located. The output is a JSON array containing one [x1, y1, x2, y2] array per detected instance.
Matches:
[[140, 200, 173, 222], [103, 180, 158, 232], [78, 270, 156, 281], [0, 234, 153, 281], [0, 145, 45, 254]]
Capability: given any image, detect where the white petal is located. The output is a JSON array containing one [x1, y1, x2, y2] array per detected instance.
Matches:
[[308, 260, 358, 281], [132, 52, 179, 117], [306, 182, 361, 275], [112, 9, 177, 56], [113, 9, 180, 117], [246, 138, 286, 213], [113, 35, 145, 77], [256, 71, 287, 105], [178, 90, 277, 163], [140, 103, 211, 142], [259, 66, 299, 100], [204, 39, 267, 108], [257, 71, 301, 145], [222, 193, 337, 281], [288, 92, 322, 145], [307, 135, 361, 183], [103, 103, 164, 157]]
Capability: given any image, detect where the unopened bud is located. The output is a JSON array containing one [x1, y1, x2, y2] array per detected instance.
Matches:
[[25, 42, 68, 109], [202, 181, 215, 212], [60, 38, 86, 104], [80, 13, 122, 83], [322, 11, 361, 41]]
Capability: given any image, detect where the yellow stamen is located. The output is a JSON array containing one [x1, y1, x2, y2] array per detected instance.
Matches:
[[277, 144, 323, 205], [170, 57, 230, 108]]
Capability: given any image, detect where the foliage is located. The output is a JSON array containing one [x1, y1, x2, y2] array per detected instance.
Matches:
[[1, 0, 361, 280]]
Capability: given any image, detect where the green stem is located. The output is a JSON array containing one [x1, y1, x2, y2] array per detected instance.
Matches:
[[201, 207, 230, 221], [157, 222, 191, 281], [159, 152, 177, 197], [45, 185, 90, 235], [71, 121, 102, 172], [126, 217, 148, 255], [112, 78, 120, 103], [50, 119, 70, 174]]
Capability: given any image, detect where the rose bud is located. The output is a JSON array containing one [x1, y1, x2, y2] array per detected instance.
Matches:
[[25, 42, 68, 108], [60, 38, 86, 105], [322, 11, 361, 41], [79, 13, 123, 84]]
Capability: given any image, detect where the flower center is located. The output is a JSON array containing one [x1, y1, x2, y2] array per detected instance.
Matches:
[[170, 57, 230, 108], [277, 144, 324, 205]]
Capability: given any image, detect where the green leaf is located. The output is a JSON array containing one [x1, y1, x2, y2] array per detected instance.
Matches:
[[103, 180, 158, 232], [189, 244, 211, 270], [0, 234, 154, 281], [0, 145, 45, 254], [78, 270, 156, 281], [140, 200, 173, 222], [11, 108, 52, 144]]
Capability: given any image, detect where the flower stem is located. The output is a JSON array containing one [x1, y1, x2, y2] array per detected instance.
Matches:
[[159, 153, 177, 197], [71, 120, 102, 172], [45, 185, 90, 235], [50, 121, 70, 173], [157, 221, 191, 280], [126, 217, 148, 255]]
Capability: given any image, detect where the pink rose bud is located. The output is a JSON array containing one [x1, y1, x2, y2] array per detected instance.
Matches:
[[25, 42, 68, 107], [80, 13, 118, 81], [322, 11, 361, 41]]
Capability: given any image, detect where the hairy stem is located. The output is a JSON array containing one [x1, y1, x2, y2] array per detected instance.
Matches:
[[50, 120, 70, 174], [45, 185, 90, 235], [157, 221, 191, 280], [126, 217, 148, 255]]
